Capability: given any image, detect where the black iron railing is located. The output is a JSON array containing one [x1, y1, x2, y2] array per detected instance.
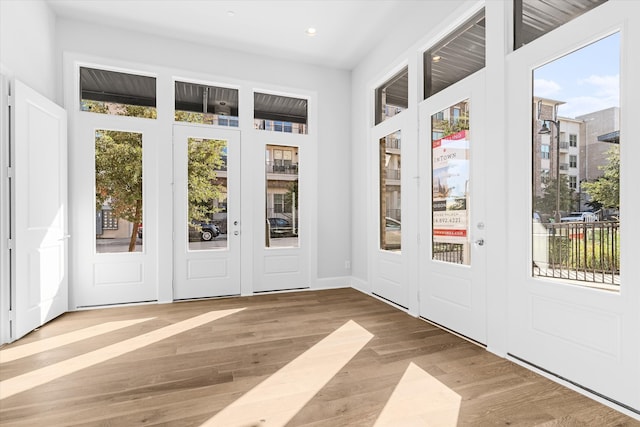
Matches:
[[433, 242, 464, 264], [533, 221, 620, 286]]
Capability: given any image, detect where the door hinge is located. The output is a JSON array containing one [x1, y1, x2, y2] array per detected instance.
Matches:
[[7, 93, 14, 107], [6, 166, 13, 179], [6, 238, 14, 250]]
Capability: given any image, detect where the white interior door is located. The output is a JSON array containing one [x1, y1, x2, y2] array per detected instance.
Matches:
[[506, 2, 640, 413], [173, 125, 241, 299], [418, 72, 487, 344], [12, 80, 68, 340]]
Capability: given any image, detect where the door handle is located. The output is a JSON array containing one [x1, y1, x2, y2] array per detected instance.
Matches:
[[234, 231, 239, 236], [475, 238, 484, 246]]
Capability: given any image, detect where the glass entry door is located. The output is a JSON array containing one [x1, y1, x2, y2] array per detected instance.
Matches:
[[173, 125, 241, 299], [418, 71, 487, 344], [506, 2, 640, 412]]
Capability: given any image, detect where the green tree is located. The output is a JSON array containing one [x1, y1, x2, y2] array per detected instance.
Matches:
[[534, 174, 574, 219], [95, 130, 143, 252], [581, 146, 620, 209], [93, 105, 221, 251], [188, 138, 226, 226], [434, 113, 470, 138]]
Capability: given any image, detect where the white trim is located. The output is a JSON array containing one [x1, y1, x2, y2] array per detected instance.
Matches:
[[0, 73, 11, 344]]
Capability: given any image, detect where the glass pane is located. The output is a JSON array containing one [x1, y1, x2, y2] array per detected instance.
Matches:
[[375, 67, 408, 125], [532, 33, 620, 290], [254, 93, 307, 134], [95, 130, 143, 253], [380, 131, 401, 251], [175, 81, 239, 127], [188, 138, 228, 251], [266, 145, 299, 248], [424, 10, 485, 99], [80, 67, 157, 118], [431, 101, 470, 265]]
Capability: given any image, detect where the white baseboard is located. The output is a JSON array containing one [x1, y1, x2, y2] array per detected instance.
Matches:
[[312, 276, 351, 290]]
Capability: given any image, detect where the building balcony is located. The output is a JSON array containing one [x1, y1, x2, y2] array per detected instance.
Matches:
[[266, 161, 299, 175]]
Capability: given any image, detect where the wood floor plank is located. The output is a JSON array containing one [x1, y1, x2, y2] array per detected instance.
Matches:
[[1, 288, 638, 426]]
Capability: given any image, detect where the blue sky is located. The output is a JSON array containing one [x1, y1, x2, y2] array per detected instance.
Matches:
[[534, 32, 620, 119]]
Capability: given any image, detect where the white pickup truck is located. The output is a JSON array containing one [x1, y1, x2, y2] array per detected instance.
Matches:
[[560, 212, 598, 222]]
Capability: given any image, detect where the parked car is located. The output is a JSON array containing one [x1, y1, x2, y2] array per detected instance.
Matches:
[[385, 217, 401, 249], [267, 217, 295, 237], [560, 212, 598, 223], [189, 221, 220, 241]]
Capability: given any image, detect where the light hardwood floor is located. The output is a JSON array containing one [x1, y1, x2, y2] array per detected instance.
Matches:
[[1, 288, 638, 426]]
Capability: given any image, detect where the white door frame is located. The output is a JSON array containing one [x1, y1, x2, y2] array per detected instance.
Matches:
[[0, 73, 11, 344], [505, 1, 640, 413]]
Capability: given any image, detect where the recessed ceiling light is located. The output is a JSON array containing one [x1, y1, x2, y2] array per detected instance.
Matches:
[[305, 27, 317, 37], [227, 10, 235, 17], [432, 55, 441, 63]]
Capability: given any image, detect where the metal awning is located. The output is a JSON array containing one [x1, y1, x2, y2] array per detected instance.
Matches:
[[598, 130, 620, 144]]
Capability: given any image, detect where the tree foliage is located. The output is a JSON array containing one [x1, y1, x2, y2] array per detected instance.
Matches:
[[91, 103, 223, 251], [95, 130, 143, 252], [434, 112, 470, 138], [188, 138, 226, 225], [534, 174, 574, 219], [581, 146, 620, 209]]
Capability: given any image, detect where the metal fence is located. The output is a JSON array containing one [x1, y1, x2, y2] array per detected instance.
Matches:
[[533, 221, 620, 286], [433, 242, 464, 264]]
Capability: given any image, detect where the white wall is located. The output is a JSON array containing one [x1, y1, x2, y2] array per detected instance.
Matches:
[[55, 18, 352, 283], [0, 0, 57, 101]]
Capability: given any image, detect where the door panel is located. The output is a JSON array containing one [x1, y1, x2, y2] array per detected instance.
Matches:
[[371, 124, 407, 308], [253, 140, 309, 292], [506, 2, 639, 412], [418, 72, 486, 344], [12, 80, 68, 340], [72, 116, 158, 307], [173, 125, 240, 299]]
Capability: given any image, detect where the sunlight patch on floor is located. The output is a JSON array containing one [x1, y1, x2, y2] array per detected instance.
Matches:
[[0, 308, 245, 400], [374, 362, 461, 427], [201, 319, 374, 427], [0, 318, 155, 363]]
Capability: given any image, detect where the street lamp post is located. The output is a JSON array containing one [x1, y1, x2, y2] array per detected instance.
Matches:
[[539, 119, 561, 223]]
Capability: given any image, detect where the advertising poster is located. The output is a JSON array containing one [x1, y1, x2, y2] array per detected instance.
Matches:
[[432, 130, 470, 245]]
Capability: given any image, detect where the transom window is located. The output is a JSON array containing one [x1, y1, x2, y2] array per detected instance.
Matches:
[[423, 9, 485, 99], [375, 67, 408, 125], [80, 67, 156, 118]]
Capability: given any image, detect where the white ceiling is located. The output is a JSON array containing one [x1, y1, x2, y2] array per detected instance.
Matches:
[[47, 0, 422, 70]]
